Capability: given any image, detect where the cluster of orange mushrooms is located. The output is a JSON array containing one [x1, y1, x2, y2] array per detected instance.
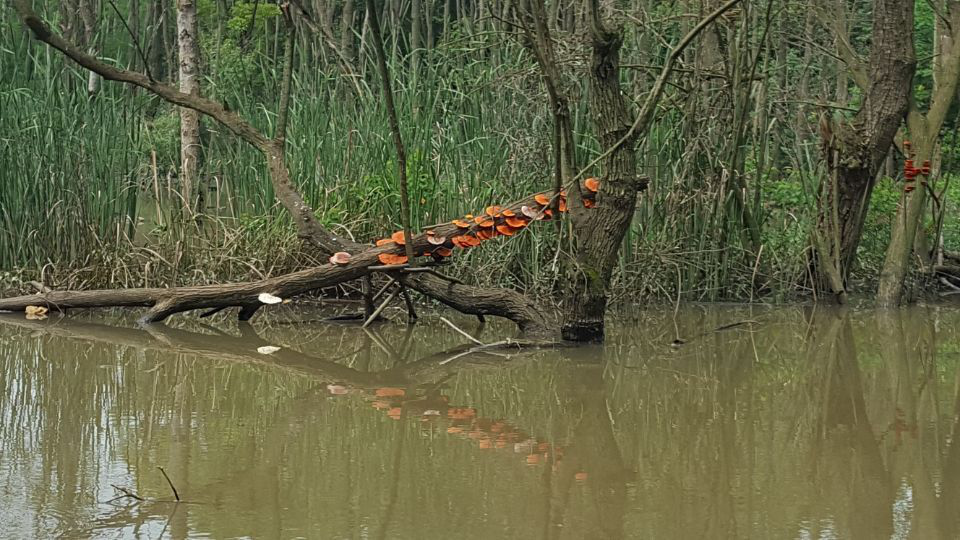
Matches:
[[335, 177, 601, 266]]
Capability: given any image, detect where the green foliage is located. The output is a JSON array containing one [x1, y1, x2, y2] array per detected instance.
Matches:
[[226, 2, 282, 36]]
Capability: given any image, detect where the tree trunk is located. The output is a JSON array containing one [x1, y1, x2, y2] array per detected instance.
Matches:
[[177, 0, 201, 217], [147, 0, 167, 80], [79, 0, 101, 94], [877, 3, 960, 306], [340, 0, 356, 62], [561, 4, 639, 342], [814, 0, 915, 298]]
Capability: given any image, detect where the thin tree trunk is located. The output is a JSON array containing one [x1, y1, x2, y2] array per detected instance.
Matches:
[[340, 0, 356, 62], [79, 0, 101, 94], [177, 0, 201, 217], [147, 0, 167, 80]]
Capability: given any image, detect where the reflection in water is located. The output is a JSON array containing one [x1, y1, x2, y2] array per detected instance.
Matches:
[[1, 306, 960, 538]]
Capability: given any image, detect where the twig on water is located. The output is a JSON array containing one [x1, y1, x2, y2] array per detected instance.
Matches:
[[158, 467, 181, 502], [109, 484, 145, 502], [439, 316, 483, 345]]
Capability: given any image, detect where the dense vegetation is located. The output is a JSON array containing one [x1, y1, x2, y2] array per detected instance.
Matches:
[[1, 0, 958, 304]]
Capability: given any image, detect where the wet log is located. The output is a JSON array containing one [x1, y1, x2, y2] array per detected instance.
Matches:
[[0, 188, 575, 335]]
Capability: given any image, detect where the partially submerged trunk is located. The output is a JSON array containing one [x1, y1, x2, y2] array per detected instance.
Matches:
[[814, 0, 915, 299], [561, 15, 639, 342]]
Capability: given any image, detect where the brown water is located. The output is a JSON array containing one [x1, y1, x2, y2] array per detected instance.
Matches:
[[1, 306, 959, 539]]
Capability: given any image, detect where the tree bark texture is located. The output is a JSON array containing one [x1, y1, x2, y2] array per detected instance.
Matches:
[[561, 4, 639, 342], [177, 0, 201, 216], [816, 0, 915, 297], [877, 3, 960, 306], [79, 0, 101, 94]]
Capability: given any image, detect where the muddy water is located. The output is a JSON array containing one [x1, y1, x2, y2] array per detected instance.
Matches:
[[1, 306, 959, 539]]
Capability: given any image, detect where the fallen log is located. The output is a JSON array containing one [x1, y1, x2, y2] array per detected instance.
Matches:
[[0, 186, 599, 336]]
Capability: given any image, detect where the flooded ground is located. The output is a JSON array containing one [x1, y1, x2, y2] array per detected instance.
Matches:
[[1, 305, 959, 539]]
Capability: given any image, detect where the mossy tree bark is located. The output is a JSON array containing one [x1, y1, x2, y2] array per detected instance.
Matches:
[[560, 7, 639, 342]]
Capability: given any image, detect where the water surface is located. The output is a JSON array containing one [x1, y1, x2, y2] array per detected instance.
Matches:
[[1, 306, 959, 539]]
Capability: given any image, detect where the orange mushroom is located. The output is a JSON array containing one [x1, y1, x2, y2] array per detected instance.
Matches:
[[391, 231, 407, 244], [495, 224, 516, 236], [378, 253, 409, 265], [432, 247, 453, 257], [534, 193, 550, 206], [474, 216, 495, 227], [462, 235, 482, 247], [476, 228, 496, 240], [584, 177, 600, 192], [505, 216, 528, 228], [376, 238, 393, 246], [485, 205, 502, 217], [583, 198, 596, 208], [558, 198, 567, 212], [501, 208, 516, 217], [452, 219, 471, 228]]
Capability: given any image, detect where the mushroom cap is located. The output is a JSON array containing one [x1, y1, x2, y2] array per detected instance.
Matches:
[[521, 205, 542, 219], [474, 216, 495, 227], [378, 253, 409, 265], [376, 238, 393, 246], [558, 198, 568, 212], [495, 224, 516, 236], [476, 228, 496, 240], [501, 208, 516, 217], [505, 216, 528, 228], [462, 235, 481, 247], [534, 193, 550, 206], [583, 198, 596, 208], [258, 293, 283, 305], [452, 219, 471, 228], [427, 234, 447, 245], [485, 205, 502, 217], [390, 231, 407, 245], [584, 177, 600, 192], [329, 252, 352, 265]]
